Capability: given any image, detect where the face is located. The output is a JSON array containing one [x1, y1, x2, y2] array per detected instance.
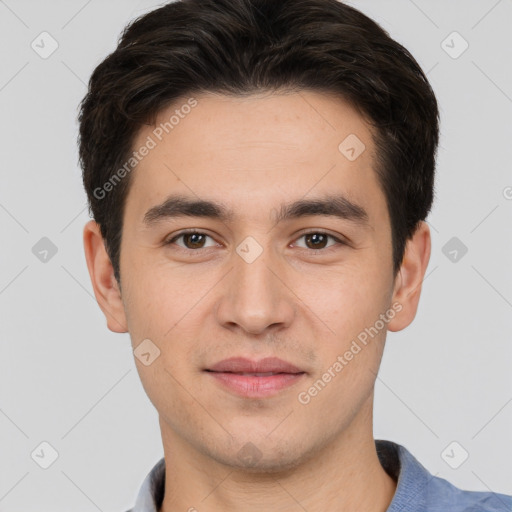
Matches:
[[85, 90, 429, 472]]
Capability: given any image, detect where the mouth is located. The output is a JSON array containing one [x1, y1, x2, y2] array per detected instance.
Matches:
[[204, 357, 306, 398], [224, 372, 289, 376]]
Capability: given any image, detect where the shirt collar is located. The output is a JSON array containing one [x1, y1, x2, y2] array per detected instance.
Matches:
[[129, 439, 435, 512]]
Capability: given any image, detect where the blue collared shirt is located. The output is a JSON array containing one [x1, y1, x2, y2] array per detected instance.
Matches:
[[126, 439, 512, 511]]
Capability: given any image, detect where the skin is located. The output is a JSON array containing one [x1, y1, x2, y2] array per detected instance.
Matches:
[[83, 90, 431, 512]]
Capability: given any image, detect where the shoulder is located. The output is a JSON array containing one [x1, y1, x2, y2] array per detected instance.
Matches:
[[424, 473, 512, 511], [376, 440, 512, 512]]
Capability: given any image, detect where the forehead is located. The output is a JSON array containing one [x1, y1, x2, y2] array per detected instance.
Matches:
[[126, 90, 386, 224]]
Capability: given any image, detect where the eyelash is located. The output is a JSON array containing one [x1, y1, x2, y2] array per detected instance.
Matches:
[[164, 229, 347, 255]]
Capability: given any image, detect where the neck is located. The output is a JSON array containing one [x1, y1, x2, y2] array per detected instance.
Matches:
[[159, 396, 396, 512]]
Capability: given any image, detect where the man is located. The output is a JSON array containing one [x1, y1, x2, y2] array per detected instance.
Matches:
[[79, 0, 512, 510]]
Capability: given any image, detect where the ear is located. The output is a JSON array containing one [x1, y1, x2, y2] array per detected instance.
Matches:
[[83, 220, 128, 333], [387, 221, 431, 332]]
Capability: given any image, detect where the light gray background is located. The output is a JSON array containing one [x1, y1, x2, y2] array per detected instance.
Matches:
[[1, 0, 511, 510]]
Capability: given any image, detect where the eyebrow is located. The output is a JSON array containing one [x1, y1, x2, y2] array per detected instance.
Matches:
[[143, 193, 370, 228]]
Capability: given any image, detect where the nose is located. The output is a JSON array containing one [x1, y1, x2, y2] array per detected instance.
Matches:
[[214, 242, 295, 335]]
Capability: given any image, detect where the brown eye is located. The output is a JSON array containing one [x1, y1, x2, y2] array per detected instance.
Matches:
[[182, 233, 206, 249], [165, 231, 217, 250], [304, 233, 329, 249], [294, 231, 343, 251]]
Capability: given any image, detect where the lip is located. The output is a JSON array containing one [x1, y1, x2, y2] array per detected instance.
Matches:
[[207, 357, 303, 374], [205, 357, 306, 398]]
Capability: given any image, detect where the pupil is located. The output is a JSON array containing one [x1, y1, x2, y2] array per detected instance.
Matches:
[[306, 233, 326, 249]]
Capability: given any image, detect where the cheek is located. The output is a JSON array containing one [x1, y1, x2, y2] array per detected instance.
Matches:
[[122, 261, 196, 337], [296, 262, 389, 341], [135, 356, 201, 438]]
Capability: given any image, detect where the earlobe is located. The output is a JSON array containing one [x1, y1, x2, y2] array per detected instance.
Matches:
[[83, 220, 128, 333], [387, 221, 431, 332]]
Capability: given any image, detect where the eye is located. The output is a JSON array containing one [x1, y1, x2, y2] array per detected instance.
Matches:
[[164, 230, 346, 253], [293, 231, 345, 251], [165, 230, 218, 250]]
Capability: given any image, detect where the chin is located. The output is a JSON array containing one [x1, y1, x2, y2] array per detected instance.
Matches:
[[225, 451, 306, 475], [205, 435, 316, 475]]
